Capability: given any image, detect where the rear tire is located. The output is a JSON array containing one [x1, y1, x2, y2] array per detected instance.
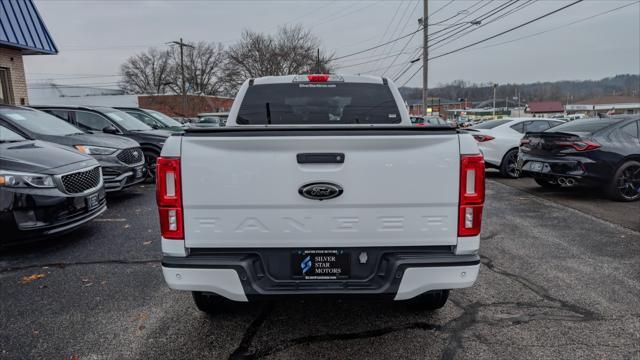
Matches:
[[410, 290, 450, 311], [534, 177, 561, 189], [499, 149, 521, 178], [192, 291, 232, 314], [606, 161, 640, 202]]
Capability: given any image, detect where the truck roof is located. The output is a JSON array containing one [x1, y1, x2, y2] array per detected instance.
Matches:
[[252, 74, 386, 85]]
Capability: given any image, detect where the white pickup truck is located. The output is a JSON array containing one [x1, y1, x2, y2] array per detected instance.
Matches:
[[156, 74, 485, 313]]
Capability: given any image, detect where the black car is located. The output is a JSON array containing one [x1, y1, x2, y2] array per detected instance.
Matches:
[[519, 117, 640, 201], [0, 106, 146, 192], [32, 105, 171, 180], [0, 124, 106, 246], [115, 107, 185, 132]]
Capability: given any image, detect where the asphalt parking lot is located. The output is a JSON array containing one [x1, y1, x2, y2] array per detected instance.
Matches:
[[1, 179, 639, 359]]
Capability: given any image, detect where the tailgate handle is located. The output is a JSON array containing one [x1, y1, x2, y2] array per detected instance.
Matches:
[[297, 153, 345, 164]]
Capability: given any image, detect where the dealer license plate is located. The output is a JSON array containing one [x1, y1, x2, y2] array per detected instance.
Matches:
[[292, 250, 350, 280]]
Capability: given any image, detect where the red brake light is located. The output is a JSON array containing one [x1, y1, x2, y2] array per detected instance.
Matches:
[[571, 140, 600, 151], [520, 138, 530, 145], [458, 154, 485, 237], [473, 134, 494, 142], [156, 157, 183, 239], [307, 74, 330, 82], [556, 139, 601, 151]]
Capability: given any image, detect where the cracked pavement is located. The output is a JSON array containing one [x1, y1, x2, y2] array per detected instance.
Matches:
[[1, 180, 639, 359]]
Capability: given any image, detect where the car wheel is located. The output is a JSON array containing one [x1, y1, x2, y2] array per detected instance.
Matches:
[[499, 149, 521, 178], [192, 291, 233, 314], [143, 150, 159, 183], [607, 161, 640, 202], [534, 177, 561, 189], [409, 289, 449, 311]]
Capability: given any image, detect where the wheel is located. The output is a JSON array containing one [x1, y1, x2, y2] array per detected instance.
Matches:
[[499, 149, 521, 178], [410, 290, 450, 311], [534, 177, 561, 189], [607, 161, 640, 202], [143, 150, 159, 183], [192, 291, 232, 314]]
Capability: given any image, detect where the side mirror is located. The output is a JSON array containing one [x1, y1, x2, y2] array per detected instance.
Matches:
[[151, 124, 160, 129], [103, 125, 119, 134]]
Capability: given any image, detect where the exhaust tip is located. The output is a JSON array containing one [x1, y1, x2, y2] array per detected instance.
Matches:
[[557, 177, 566, 185]]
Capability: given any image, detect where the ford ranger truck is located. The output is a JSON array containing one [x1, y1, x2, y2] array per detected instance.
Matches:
[[157, 74, 485, 313]]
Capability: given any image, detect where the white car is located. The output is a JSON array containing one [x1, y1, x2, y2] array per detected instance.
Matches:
[[157, 74, 485, 313], [469, 118, 565, 178]]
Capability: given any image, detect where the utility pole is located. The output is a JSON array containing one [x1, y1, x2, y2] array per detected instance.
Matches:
[[317, 48, 321, 73], [492, 83, 498, 119], [169, 38, 194, 117], [422, 0, 429, 115]]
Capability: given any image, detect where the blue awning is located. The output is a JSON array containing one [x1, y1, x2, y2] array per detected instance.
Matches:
[[0, 0, 57, 55]]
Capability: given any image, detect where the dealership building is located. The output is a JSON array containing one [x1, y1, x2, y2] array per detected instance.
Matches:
[[0, 0, 57, 106], [566, 96, 640, 116]]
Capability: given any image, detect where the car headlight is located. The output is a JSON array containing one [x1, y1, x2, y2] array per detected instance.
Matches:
[[0, 171, 55, 188], [74, 145, 117, 155]]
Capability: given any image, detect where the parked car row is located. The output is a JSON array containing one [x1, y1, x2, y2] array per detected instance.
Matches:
[[519, 117, 640, 201], [468, 118, 566, 178], [0, 105, 179, 247], [467, 116, 640, 201]]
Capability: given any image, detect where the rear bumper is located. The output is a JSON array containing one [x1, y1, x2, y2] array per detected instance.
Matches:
[[518, 154, 606, 184], [161, 248, 480, 301]]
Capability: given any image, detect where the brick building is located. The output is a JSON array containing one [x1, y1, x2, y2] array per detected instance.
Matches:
[[138, 95, 234, 117], [0, 0, 57, 105]]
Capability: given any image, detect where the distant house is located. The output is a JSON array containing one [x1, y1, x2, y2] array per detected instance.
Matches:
[[526, 101, 564, 116], [0, 0, 57, 105], [566, 96, 640, 116]]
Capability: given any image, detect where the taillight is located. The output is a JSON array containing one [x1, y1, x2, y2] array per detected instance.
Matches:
[[554, 139, 600, 151], [156, 157, 183, 239], [473, 134, 494, 142], [458, 154, 485, 237], [520, 138, 530, 145]]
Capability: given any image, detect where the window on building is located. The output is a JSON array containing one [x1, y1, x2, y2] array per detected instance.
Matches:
[[0, 68, 12, 105]]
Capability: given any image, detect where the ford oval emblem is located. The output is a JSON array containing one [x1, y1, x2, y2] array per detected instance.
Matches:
[[299, 182, 343, 201]]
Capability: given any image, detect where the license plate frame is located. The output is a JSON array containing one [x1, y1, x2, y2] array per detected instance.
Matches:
[[291, 250, 350, 280], [86, 193, 100, 210]]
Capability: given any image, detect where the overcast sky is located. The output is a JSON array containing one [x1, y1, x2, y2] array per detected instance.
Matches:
[[25, 0, 640, 89]]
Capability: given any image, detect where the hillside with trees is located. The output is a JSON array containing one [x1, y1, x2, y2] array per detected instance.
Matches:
[[399, 74, 639, 103]]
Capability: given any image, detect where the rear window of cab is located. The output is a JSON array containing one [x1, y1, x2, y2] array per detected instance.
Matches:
[[237, 83, 401, 125]]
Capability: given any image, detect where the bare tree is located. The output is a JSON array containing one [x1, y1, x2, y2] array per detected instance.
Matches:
[[120, 42, 227, 96], [165, 42, 227, 96], [224, 25, 333, 92], [120, 48, 172, 94]]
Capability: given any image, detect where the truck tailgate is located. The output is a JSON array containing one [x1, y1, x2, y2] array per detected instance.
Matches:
[[180, 130, 460, 248]]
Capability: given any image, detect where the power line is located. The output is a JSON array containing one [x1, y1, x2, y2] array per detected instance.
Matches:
[[428, 0, 519, 44], [332, 26, 424, 61], [399, 0, 586, 87], [334, 50, 419, 70], [459, 1, 640, 54], [366, 0, 416, 72], [373, 0, 421, 74], [430, 0, 585, 61], [430, 0, 456, 19], [429, 0, 538, 51], [310, 1, 382, 29]]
